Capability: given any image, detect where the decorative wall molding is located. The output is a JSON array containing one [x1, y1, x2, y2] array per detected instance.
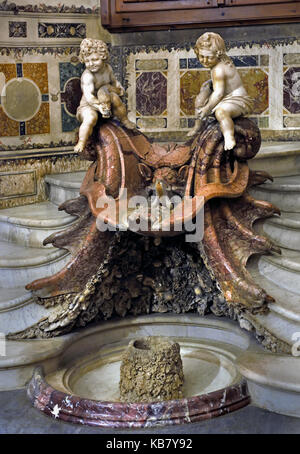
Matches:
[[9, 21, 27, 37], [0, 46, 80, 57], [38, 22, 86, 39], [0, 169, 36, 199], [0, 1, 99, 15]]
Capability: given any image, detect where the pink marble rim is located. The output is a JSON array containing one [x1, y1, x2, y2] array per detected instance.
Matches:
[[27, 367, 251, 428]]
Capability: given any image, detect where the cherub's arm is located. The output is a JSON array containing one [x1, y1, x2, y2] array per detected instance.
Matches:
[[197, 66, 225, 118], [81, 71, 100, 108], [108, 65, 125, 96]]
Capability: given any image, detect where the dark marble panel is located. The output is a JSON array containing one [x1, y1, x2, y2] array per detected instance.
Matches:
[[283, 67, 300, 114], [38, 23, 86, 39], [16, 63, 23, 78], [188, 58, 203, 69], [136, 71, 167, 116], [61, 78, 82, 116], [231, 56, 259, 67], [9, 21, 27, 38], [61, 105, 79, 132], [19, 121, 25, 136]]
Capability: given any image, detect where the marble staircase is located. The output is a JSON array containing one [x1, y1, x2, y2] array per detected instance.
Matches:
[[247, 174, 300, 352], [0, 173, 84, 334]]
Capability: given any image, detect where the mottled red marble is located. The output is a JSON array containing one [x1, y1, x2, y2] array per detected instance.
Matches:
[[136, 72, 167, 116], [27, 367, 251, 428], [283, 67, 300, 114]]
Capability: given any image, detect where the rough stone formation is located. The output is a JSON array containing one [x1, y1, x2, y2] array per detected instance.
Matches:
[[18, 118, 280, 349], [15, 231, 223, 338], [119, 336, 184, 403]]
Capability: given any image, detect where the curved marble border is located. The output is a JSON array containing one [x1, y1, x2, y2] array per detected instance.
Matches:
[[27, 367, 250, 428]]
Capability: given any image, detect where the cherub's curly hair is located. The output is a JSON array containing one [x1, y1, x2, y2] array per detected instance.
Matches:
[[195, 32, 232, 65], [79, 38, 109, 63]]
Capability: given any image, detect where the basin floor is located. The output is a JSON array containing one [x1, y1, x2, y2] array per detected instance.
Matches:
[[0, 389, 299, 434]]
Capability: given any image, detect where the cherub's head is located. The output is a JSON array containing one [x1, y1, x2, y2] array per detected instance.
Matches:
[[194, 32, 231, 68], [79, 38, 109, 72]]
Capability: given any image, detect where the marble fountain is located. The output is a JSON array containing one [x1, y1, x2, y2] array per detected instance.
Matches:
[[1, 34, 300, 427]]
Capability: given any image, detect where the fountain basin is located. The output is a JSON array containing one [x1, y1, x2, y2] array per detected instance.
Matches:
[[27, 314, 251, 428]]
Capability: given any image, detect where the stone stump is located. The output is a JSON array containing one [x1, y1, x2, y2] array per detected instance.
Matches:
[[119, 336, 184, 403]]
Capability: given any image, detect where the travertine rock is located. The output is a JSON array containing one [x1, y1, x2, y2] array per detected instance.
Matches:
[[119, 336, 184, 403]]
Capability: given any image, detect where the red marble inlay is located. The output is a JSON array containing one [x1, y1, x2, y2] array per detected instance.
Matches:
[[136, 72, 167, 116], [27, 367, 250, 429], [283, 67, 300, 114]]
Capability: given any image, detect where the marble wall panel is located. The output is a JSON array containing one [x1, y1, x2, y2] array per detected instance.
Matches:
[[0, 62, 50, 137], [283, 58, 300, 129], [38, 23, 86, 39], [180, 70, 210, 116], [136, 71, 167, 117], [0, 4, 104, 157], [0, 155, 89, 209], [9, 21, 27, 38], [0, 1, 105, 206], [59, 62, 84, 132], [0, 170, 36, 199], [125, 40, 300, 140]]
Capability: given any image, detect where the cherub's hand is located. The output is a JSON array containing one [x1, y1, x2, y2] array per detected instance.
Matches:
[[115, 82, 125, 96], [196, 106, 210, 119]]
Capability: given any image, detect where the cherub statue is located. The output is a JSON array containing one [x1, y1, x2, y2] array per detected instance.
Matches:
[[187, 32, 253, 150], [74, 38, 136, 153]]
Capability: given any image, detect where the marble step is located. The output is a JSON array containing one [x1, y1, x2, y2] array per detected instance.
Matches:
[[261, 246, 300, 274], [255, 211, 300, 251], [243, 258, 300, 354], [0, 241, 70, 288], [248, 258, 300, 323], [0, 286, 53, 335], [238, 352, 300, 418], [249, 141, 300, 177], [0, 201, 76, 248], [45, 172, 85, 206], [256, 251, 300, 296], [249, 175, 300, 213]]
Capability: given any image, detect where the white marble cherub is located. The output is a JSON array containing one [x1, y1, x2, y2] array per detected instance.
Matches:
[[187, 32, 253, 150], [75, 38, 135, 153]]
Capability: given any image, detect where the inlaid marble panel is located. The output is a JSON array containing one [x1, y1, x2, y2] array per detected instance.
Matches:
[[0, 171, 36, 199], [127, 48, 273, 137], [9, 21, 27, 38], [59, 62, 84, 132], [0, 62, 49, 137], [38, 23, 86, 39], [283, 59, 300, 129], [283, 67, 300, 114], [238, 68, 269, 115], [136, 71, 167, 117], [180, 70, 210, 116]]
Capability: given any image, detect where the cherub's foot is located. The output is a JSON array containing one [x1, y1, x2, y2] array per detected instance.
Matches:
[[224, 135, 236, 151], [187, 126, 200, 137], [121, 119, 136, 130], [187, 119, 202, 137], [74, 140, 85, 153]]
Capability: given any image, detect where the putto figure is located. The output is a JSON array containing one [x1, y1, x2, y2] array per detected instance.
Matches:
[[74, 38, 135, 153], [187, 32, 253, 150]]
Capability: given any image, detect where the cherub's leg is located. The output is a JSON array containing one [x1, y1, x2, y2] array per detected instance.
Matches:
[[110, 93, 136, 130], [75, 109, 98, 153], [215, 105, 243, 151], [187, 118, 202, 137]]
